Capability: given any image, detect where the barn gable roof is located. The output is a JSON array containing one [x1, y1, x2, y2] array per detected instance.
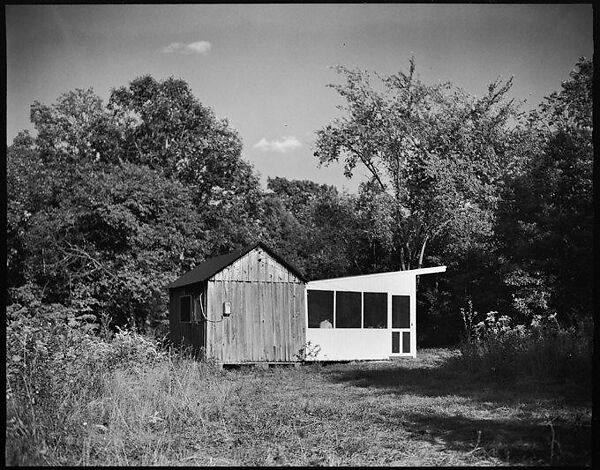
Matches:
[[167, 242, 306, 289]]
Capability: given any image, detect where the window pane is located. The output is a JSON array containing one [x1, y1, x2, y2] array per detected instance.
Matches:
[[336, 291, 361, 328], [402, 332, 411, 353], [392, 332, 400, 353], [180, 296, 191, 322], [308, 290, 334, 328], [392, 295, 410, 328], [364, 292, 387, 328]]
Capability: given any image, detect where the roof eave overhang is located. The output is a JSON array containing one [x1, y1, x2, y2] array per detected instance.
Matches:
[[167, 241, 307, 289], [308, 265, 447, 284]]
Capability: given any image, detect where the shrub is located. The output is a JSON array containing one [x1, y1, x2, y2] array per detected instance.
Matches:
[[457, 307, 592, 383], [5, 299, 169, 465], [294, 340, 322, 361]]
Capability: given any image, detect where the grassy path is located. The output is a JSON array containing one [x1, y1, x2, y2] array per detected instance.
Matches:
[[213, 349, 590, 466]]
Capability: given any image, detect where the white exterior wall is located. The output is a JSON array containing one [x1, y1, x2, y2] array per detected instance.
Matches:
[[304, 267, 446, 361]]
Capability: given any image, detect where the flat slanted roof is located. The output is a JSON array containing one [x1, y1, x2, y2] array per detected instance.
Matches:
[[308, 265, 447, 284], [167, 242, 306, 289]]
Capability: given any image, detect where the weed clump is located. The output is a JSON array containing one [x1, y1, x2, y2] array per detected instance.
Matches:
[[456, 303, 592, 383], [5, 300, 206, 465]]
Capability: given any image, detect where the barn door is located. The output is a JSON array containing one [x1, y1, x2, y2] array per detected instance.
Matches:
[[192, 295, 206, 357], [391, 295, 412, 356]]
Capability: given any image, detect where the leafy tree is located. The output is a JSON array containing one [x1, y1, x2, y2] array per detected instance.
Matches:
[[315, 59, 519, 271], [8, 152, 207, 326], [266, 177, 337, 219], [7, 77, 264, 328], [257, 193, 308, 272], [495, 57, 593, 323], [260, 177, 361, 280], [30, 88, 129, 166], [306, 189, 361, 279], [109, 75, 264, 254], [7, 131, 42, 288], [108, 76, 259, 200], [351, 180, 396, 273]]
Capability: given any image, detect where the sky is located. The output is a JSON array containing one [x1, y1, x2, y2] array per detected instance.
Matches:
[[6, 4, 593, 193]]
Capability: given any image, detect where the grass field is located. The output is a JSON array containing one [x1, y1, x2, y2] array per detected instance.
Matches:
[[6, 348, 592, 466]]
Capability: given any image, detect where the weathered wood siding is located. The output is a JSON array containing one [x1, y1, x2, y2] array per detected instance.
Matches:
[[211, 246, 303, 283], [205, 247, 305, 363]]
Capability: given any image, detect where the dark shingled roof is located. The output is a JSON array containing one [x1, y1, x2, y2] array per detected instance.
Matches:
[[167, 242, 306, 289]]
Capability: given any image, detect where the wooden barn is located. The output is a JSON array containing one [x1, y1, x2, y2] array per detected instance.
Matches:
[[167, 242, 307, 364], [304, 266, 446, 361]]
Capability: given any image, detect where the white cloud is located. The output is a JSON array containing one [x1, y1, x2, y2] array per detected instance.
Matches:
[[253, 136, 302, 153], [161, 43, 184, 54], [161, 40, 211, 55]]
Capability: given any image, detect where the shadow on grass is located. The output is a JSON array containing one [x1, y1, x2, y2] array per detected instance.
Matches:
[[395, 410, 590, 466], [322, 352, 591, 405], [321, 352, 591, 466]]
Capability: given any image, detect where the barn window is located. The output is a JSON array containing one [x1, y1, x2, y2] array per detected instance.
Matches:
[[363, 292, 387, 328], [307, 290, 334, 328], [180, 295, 192, 323], [392, 295, 410, 328], [335, 291, 361, 328]]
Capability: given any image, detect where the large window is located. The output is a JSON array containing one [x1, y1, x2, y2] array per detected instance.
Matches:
[[392, 295, 410, 328], [363, 292, 387, 328], [307, 290, 334, 328], [335, 291, 362, 328], [180, 295, 192, 323]]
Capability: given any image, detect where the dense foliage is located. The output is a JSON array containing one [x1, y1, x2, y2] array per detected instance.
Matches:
[[456, 306, 592, 382], [6, 58, 593, 345], [314, 57, 593, 343]]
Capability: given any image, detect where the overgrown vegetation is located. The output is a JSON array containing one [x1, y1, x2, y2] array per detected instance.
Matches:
[[456, 305, 593, 383], [6, 313, 591, 466]]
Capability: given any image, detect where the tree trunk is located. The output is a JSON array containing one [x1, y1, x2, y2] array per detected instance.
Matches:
[[399, 247, 406, 271], [416, 235, 429, 288], [417, 235, 429, 270], [403, 242, 411, 271]]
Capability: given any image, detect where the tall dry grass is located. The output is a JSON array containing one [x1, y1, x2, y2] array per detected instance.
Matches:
[[6, 302, 325, 465], [6, 301, 592, 466]]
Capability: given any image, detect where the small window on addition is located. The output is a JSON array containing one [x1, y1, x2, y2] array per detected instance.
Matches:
[[180, 295, 192, 323]]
